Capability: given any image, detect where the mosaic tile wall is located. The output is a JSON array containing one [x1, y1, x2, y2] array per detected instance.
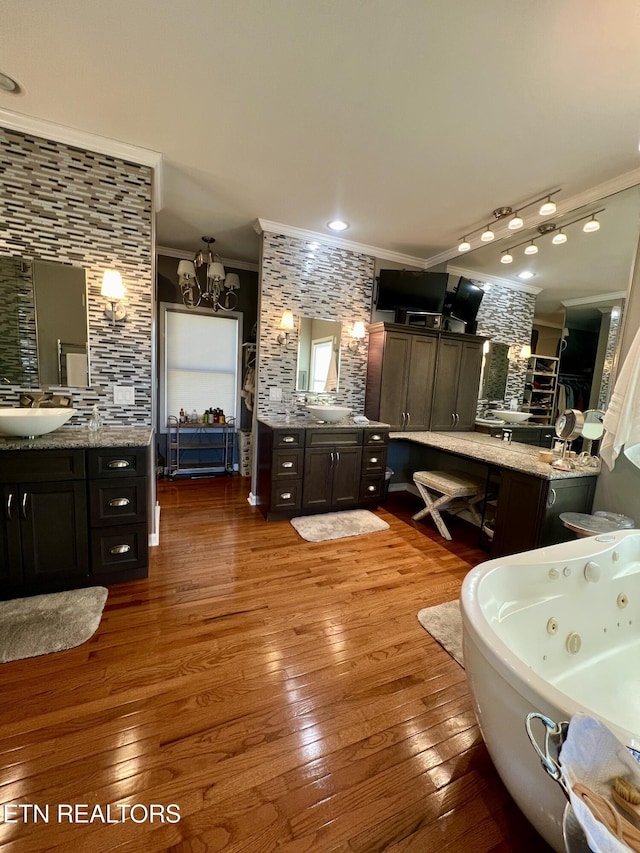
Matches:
[[0, 257, 38, 385], [598, 307, 623, 410], [257, 232, 375, 419], [0, 127, 153, 427], [473, 279, 537, 405]]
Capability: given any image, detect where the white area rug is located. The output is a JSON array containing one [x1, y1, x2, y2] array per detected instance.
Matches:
[[417, 599, 464, 667], [0, 586, 108, 663], [291, 509, 390, 542]]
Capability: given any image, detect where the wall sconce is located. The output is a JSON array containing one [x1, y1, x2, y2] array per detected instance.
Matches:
[[101, 269, 126, 325], [348, 320, 366, 352], [277, 310, 295, 346], [508, 344, 531, 361], [520, 344, 531, 360]]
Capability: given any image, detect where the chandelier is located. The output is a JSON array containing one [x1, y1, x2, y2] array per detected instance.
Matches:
[[177, 237, 240, 310]]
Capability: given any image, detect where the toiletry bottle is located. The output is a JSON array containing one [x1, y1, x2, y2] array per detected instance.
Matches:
[[88, 404, 103, 432], [191, 408, 198, 424], [219, 410, 225, 424], [179, 408, 185, 423]]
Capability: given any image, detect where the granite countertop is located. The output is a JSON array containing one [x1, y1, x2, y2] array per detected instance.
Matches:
[[259, 417, 390, 430], [0, 426, 153, 451], [390, 430, 599, 481]]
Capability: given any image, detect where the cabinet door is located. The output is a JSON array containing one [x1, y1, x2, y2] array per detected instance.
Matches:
[[404, 335, 438, 430], [431, 339, 463, 430], [302, 447, 333, 511], [491, 470, 546, 557], [20, 481, 89, 584], [331, 447, 362, 508], [0, 486, 22, 587], [454, 339, 484, 430], [540, 477, 596, 546], [378, 332, 411, 429]]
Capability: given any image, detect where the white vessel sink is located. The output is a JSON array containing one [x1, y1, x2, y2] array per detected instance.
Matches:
[[491, 410, 531, 424], [0, 408, 76, 437], [306, 405, 352, 423]]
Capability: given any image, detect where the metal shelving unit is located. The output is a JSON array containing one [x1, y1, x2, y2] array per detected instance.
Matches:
[[522, 355, 559, 425], [167, 416, 236, 478]]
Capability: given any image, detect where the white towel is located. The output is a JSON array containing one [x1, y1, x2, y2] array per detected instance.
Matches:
[[323, 346, 339, 393], [601, 325, 640, 471], [65, 353, 88, 387]]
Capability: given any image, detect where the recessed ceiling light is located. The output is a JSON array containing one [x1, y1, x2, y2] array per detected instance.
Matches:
[[0, 72, 21, 94], [517, 271, 535, 280], [327, 220, 349, 232]]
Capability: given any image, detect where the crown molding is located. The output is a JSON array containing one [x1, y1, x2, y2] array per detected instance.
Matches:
[[156, 245, 259, 272], [255, 218, 426, 267], [447, 264, 542, 295], [0, 107, 164, 211], [562, 290, 627, 307]]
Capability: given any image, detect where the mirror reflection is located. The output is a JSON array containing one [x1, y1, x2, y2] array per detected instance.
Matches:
[[479, 341, 509, 402], [451, 183, 639, 413], [0, 256, 90, 388], [296, 317, 342, 393]]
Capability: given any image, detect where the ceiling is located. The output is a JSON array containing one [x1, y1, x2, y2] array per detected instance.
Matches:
[[2, 0, 640, 313]]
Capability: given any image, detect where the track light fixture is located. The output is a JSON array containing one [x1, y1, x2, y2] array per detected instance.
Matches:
[[501, 208, 604, 260], [455, 190, 562, 252]]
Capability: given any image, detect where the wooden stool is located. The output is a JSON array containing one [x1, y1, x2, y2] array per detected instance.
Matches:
[[412, 470, 485, 540]]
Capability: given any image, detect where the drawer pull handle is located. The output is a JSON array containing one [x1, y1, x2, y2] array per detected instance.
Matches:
[[367, 485, 376, 492], [371, 434, 382, 441], [22, 491, 28, 520], [282, 436, 295, 443], [108, 459, 130, 469], [280, 492, 292, 500], [110, 544, 131, 555], [281, 461, 294, 469], [109, 497, 131, 507], [370, 457, 378, 463], [6, 492, 13, 522]]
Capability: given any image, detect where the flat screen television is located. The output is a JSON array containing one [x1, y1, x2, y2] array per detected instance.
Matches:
[[376, 270, 448, 314], [446, 277, 484, 325]]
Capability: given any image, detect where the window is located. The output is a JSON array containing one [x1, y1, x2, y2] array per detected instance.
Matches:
[[310, 337, 334, 392], [160, 304, 242, 428]]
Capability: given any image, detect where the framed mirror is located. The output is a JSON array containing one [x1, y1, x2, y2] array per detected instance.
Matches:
[[296, 317, 342, 393], [479, 341, 509, 402], [0, 255, 90, 388]]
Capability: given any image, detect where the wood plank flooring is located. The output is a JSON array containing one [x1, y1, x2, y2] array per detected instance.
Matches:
[[0, 477, 553, 852]]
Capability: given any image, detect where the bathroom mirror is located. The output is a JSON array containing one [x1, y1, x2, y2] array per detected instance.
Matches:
[[446, 183, 640, 411], [296, 317, 342, 393], [0, 255, 90, 388], [479, 341, 509, 402]]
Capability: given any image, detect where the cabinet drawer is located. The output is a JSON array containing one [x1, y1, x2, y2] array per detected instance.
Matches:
[[274, 429, 305, 448], [89, 477, 147, 527], [306, 429, 361, 447], [273, 449, 303, 479], [90, 523, 148, 575], [360, 475, 385, 501], [87, 447, 148, 479], [362, 447, 387, 474], [0, 449, 85, 483], [271, 480, 302, 511], [363, 428, 389, 446]]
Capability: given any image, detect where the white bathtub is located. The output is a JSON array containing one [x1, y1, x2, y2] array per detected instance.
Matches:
[[460, 530, 640, 852]]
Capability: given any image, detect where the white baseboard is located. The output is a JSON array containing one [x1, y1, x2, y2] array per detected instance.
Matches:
[[389, 482, 418, 496], [149, 502, 161, 547]]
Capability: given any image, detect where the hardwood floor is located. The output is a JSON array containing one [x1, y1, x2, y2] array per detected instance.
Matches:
[[0, 477, 553, 852]]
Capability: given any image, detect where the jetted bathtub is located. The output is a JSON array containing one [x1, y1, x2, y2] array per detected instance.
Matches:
[[461, 530, 640, 852]]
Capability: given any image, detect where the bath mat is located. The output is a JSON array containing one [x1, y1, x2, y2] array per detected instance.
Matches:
[[0, 586, 108, 663], [290, 509, 389, 542], [417, 599, 464, 667]]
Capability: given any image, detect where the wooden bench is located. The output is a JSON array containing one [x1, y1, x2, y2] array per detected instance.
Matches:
[[412, 470, 485, 540]]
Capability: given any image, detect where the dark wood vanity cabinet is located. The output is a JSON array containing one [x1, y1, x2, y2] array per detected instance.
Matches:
[[0, 450, 89, 596], [87, 447, 149, 582], [257, 422, 389, 519], [0, 444, 149, 599], [365, 323, 484, 432], [491, 470, 596, 557]]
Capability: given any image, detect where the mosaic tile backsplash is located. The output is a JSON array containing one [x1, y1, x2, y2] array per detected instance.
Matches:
[[0, 127, 153, 427], [257, 232, 375, 419]]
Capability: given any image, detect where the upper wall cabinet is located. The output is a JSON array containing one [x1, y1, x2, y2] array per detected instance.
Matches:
[[0, 256, 89, 388], [365, 323, 485, 431]]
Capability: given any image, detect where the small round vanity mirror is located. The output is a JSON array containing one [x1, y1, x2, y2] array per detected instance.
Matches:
[[582, 409, 605, 442], [555, 409, 585, 442]]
